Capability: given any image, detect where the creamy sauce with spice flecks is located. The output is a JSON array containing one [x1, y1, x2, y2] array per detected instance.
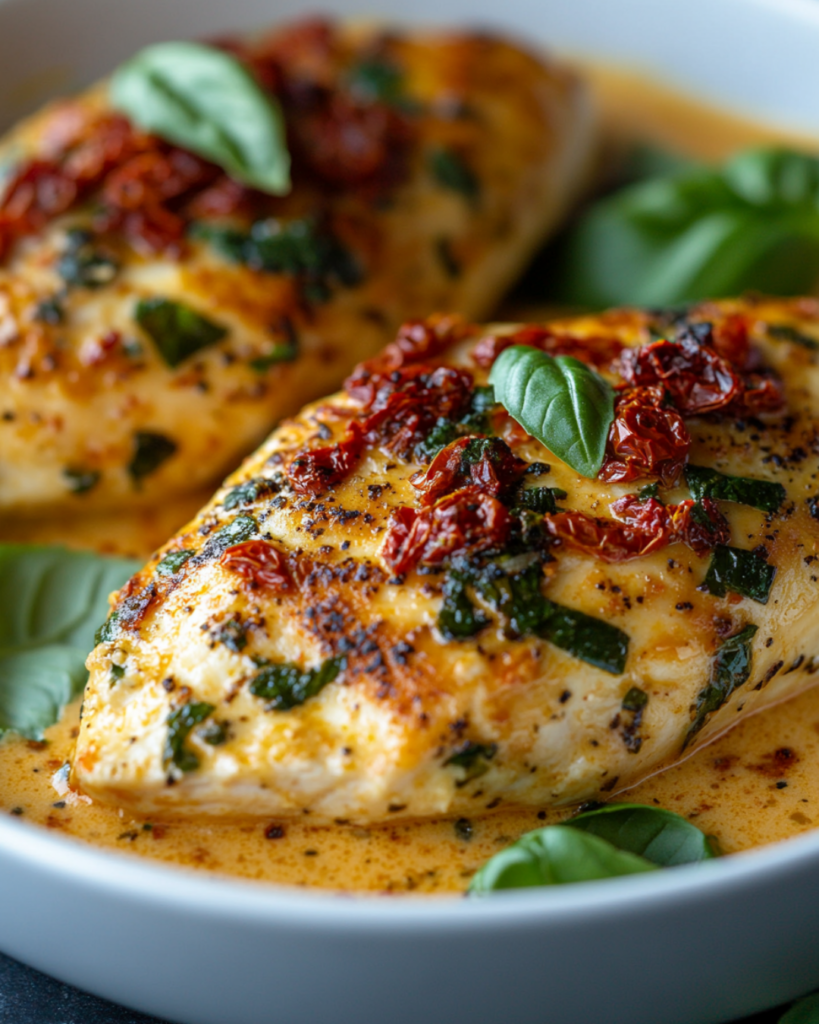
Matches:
[[2, 67, 819, 893]]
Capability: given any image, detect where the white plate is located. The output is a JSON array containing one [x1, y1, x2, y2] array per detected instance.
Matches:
[[2, 1, 819, 1022]]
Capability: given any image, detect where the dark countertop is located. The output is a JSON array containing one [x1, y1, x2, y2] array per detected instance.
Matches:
[[0, 950, 792, 1024]]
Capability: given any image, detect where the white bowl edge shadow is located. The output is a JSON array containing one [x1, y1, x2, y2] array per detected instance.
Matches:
[[0, 0, 819, 1021]]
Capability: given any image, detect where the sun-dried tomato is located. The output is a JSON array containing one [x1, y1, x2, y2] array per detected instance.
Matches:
[[287, 420, 366, 495], [543, 493, 729, 563], [381, 487, 511, 575], [668, 497, 730, 557], [600, 385, 690, 486], [619, 334, 742, 416], [411, 437, 527, 506], [729, 373, 785, 417], [346, 315, 471, 395], [471, 326, 625, 371], [220, 540, 293, 591]]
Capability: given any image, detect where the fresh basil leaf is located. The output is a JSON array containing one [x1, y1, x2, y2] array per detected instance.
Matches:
[[164, 701, 215, 774], [685, 465, 786, 514], [489, 346, 614, 479], [555, 147, 819, 307], [249, 656, 342, 711], [567, 803, 717, 865], [128, 430, 177, 481], [703, 545, 776, 604], [468, 826, 656, 893], [0, 545, 139, 738], [111, 41, 290, 195], [780, 994, 819, 1024], [688, 624, 758, 741], [135, 297, 227, 368]]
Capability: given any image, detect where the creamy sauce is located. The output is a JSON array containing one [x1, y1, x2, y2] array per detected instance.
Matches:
[[2, 66, 818, 893]]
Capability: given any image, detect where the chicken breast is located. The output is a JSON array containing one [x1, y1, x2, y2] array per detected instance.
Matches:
[[0, 18, 594, 515], [73, 299, 819, 822]]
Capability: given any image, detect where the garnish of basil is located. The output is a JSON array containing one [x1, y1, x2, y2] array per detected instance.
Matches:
[[111, 41, 291, 195], [554, 147, 819, 307], [469, 803, 717, 893], [0, 545, 139, 739], [488, 345, 615, 479], [566, 803, 718, 864], [468, 826, 657, 893]]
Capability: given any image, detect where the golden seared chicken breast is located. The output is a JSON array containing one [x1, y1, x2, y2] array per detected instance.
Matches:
[[0, 18, 594, 515], [74, 300, 819, 822]]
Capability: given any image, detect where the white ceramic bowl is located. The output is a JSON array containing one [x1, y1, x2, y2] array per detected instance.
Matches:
[[2, 1, 819, 1022]]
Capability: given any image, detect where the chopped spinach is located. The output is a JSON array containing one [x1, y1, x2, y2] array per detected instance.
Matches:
[[439, 560, 629, 674], [702, 545, 776, 604], [347, 58, 404, 104], [249, 656, 342, 711], [429, 147, 479, 202], [62, 467, 100, 495], [445, 741, 497, 782], [56, 229, 118, 289], [685, 464, 786, 514], [222, 476, 281, 510], [436, 237, 461, 278], [155, 549, 194, 576], [215, 617, 247, 653], [513, 486, 565, 515], [33, 297, 64, 324], [135, 297, 227, 368], [249, 339, 298, 373], [198, 718, 228, 746], [638, 482, 660, 501], [767, 323, 819, 350], [110, 663, 125, 683], [622, 687, 648, 712], [203, 513, 258, 557], [164, 701, 215, 773], [437, 573, 489, 640], [688, 624, 758, 741], [193, 218, 361, 299], [414, 386, 498, 462], [128, 431, 177, 481]]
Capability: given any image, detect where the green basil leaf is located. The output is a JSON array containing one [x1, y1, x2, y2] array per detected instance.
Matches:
[[703, 545, 776, 604], [489, 346, 614, 479], [567, 803, 718, 865], [468, 826, 656, 893], [155, 549, 194, 576], [111, 41, 290, 195], [685, 464, 786, 514], [249, 656, 342, 711], [687, 624, 758, 742], [555, 147, 819, 307], [164, 701, 215, 774], [128, 430, 177, 482], [429, 147, 480, 202], [780, 994, 819, 1024], [135, 297, 227, 368], [0, 545, 139, 738]]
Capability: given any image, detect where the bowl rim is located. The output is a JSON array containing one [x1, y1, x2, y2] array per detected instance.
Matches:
[[4, 803, 819, 928]]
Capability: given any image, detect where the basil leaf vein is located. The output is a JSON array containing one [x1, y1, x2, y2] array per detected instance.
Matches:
[[111, 41, 290, 195], [567, 802, 718, 865], [489, 346, 614, 479]]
